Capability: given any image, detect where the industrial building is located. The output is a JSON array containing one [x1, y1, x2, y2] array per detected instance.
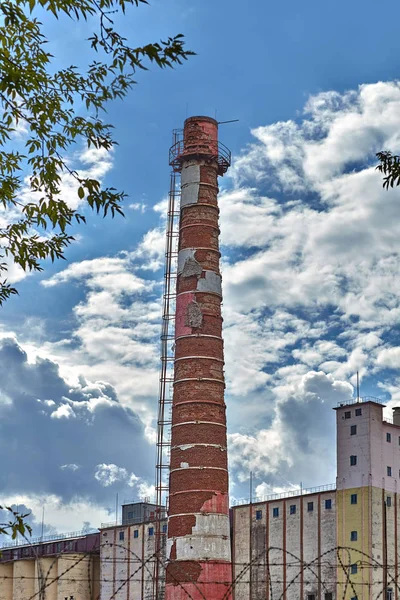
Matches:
[[99, 502, 166, 600], [232, 397, 400, 600], [0, 531, 100, 600]]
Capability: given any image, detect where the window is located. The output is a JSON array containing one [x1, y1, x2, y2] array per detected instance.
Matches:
[[290, 504, 296, 515], [355, 408, 362, 416], [351, 564, 358, 574], [350, 455, 357, 466], [273, 507, 279, 518], [56, 543, 62, 553], [119, 531, 124, 541], [351, 494, 358, 505], [351, 531, 358, 541], [351, 597, 358, 600], [307, 595, 315, 600], [325, 594, 333, 600], [398, 436, 400, 446], [387, 588, 393, 600], [256, 510, 262, 520], [351, 425, 357, 435], [134, 530, 139, 539], [148, 527, 154, 536], [325, 499, 332, 509], [307, 502, 314, 512], [345, 411, 351, 419], [387, 496, 392, 507], [127, 511, 133, 519], [162, 524, 168, 533], [387, 432, 392, 443], [387, 466, 392, 477]]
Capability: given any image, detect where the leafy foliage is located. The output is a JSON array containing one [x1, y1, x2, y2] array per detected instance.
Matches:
[[0, 0, 193, 304], [0, 505, 32, 541], [376, 151, 400, 189]]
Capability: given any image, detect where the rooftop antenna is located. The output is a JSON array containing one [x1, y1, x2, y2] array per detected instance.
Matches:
[[357, 371, 360, 402]]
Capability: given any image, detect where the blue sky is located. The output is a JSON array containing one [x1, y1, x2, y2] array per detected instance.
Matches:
[[2, 0, 400, 535]]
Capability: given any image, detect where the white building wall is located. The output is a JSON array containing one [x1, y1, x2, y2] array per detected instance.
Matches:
[[232, 490, 336, 600], [100, 520, 166, 600]]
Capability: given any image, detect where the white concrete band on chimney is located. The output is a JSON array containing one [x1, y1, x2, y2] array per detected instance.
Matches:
[[167, 513, 231, 562]]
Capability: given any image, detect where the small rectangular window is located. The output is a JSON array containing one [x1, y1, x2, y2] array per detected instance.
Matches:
[[387, 496, 392, 507], [127, 511, 133, 519], [350, 455, 357, 466], [351, 425, 357, 435], [325, 594, 333, 600], [162, 524, 167, 533], [149, 527, 154, 536], [387, 588, 393, 600], [351, 597, 358, 600], [398, 436, 400, 446], [290, 504, 296, 515], [325, 499, 332, 509], [307, 595, 315, 600], [351, 564, 357, 574], [134, 530, 139, 539], [387, 432, 392, 443], [345, 411, 351, 419], [387, 466, 392, 477], [273, 507, 279, 518], [307, 502, 314, 512], [256, 510, 262, 520], [119, 531, 124, 541], [351, 531, 358, 541], [351, 494, 358, 505], [355, 408, 362, 416]]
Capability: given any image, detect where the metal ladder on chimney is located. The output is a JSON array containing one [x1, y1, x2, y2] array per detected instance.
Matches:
[[152, 129, 181, 600]]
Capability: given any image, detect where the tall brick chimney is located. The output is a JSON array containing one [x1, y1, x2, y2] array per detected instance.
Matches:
[[165, 117, 232, 600]]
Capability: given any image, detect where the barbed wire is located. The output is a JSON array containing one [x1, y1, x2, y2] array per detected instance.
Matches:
[[1, 541, 399, 600]]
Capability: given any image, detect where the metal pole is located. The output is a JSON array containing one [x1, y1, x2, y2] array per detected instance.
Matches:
[[357, 371, 360, 402], [116, 493, 118, 525], [249, 471, 253, 600]]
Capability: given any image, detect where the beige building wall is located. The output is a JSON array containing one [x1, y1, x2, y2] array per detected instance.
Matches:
[[12, 560, 35, 600], [35, 557, 58, 600], [232, 489, 336, 600], [0, 563, 13, 600], [57, 554, 93, 600]]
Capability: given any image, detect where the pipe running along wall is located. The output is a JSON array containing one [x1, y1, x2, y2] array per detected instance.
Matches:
[[165, 116, 232, 600]]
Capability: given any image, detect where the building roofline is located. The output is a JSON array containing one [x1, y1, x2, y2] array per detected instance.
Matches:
[[334, 396, 386, 409]]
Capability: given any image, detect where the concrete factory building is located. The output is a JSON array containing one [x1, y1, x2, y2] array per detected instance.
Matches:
[[0, 531, 100, 600], [232, 397, 400, 600]]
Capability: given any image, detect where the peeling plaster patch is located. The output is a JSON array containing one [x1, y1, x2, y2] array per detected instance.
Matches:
[[185, 301, 203, 328], [181, 164, 201, 208], [175, 292, 195, 337], [174, 514, 231, 561], [180, 462, 189, 469], [178, 249, 195, 274], [181, 164, 201, 187], [178, 248, 202, 279], [197, 271, 222, 295], [177, 444, 195, 451]]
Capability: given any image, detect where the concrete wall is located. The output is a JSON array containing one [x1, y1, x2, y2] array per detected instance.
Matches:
[[0, 554, 99, 600], [100, 521, 166, 600], [13, 559, 35, 600], [35, 557, 58, 600], [0, 563, 13, 600], [232, 490, 336, 600]]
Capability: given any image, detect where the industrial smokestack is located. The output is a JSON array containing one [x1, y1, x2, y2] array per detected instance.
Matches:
[[165, 117, 232, 600]]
